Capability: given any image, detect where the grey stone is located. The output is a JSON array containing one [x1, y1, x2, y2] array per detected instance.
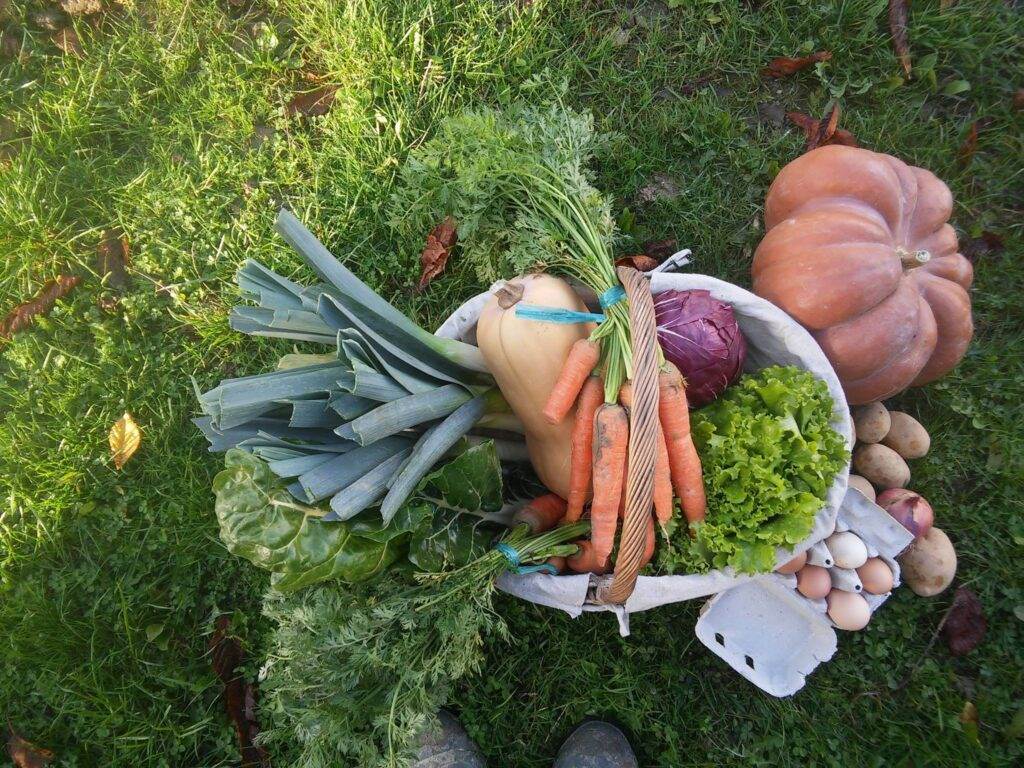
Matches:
[[553, 721, 638, 768], [414, 710, 485, 768]]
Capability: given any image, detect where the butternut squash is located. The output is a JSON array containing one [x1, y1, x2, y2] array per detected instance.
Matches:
[[476, 274, 596, 499]]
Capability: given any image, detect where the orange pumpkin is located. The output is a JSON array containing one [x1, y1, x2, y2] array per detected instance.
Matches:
[[753, 145, 973, 404]]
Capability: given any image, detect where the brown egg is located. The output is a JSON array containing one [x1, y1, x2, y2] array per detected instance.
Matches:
[[796, 565, 832, 599], [776, 551, 808, 575], [827, 589, 871, 630], [856, 558, 894, 595]]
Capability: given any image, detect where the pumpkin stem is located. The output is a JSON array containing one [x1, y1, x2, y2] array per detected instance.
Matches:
[[496, 281, 525, 309], [897, 247, 931, 268]]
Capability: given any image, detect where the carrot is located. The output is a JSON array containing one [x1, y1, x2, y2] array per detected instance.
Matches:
[[545, 555, 566, 574], [621, 378, 673, 530], [564, 376, 604, 522], [542, 338, 600, 425], [512, 493, 568, 533], [618, 380, 632, 408], [590, 403, 628, 566], [653, 426, 674, 530], [660, 362, 691, 436], [566, 539, 611, 574], [639, 513, 657, 568], [659, 370, 706, 524]]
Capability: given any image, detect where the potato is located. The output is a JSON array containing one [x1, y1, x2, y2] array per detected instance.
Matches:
[[882, 411, 930, 459], [898, 527, 956, 596], [852, 402, 890, 444], [853, 444, 910, 489], [847, 474, 876, 503]]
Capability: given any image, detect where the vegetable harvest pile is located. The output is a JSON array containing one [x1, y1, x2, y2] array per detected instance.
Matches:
[[189, 97, 942, 766]]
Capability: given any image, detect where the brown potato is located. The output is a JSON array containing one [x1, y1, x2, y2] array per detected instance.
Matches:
[[853, 444, 910, 489], [882, 411, 930, 459], [852, 401, 891, 444], [898, 527, 956, 596], [847, 474, 876, 503]]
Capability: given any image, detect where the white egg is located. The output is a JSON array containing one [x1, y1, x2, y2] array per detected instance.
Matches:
[[827, 589, 871, 631], [826, 531, 869, 570]]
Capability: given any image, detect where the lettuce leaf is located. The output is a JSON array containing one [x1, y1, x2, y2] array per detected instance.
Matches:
[[658, 366, 848, 575]]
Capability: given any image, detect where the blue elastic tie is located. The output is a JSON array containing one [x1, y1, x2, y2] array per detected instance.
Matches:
[[495, 542, 520, 568], [599, 285, 626, 309], [495, 542, 558, 576], [514, 304, 606, 325]]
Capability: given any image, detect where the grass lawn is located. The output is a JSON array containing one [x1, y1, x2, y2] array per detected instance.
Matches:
[[1, 0, 1021, 766]]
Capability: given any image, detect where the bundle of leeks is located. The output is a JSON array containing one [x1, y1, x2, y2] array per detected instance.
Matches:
[[195, 209, 511, 523]]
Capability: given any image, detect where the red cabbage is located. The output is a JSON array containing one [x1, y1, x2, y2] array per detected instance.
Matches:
[[654, 289, 747, 407]]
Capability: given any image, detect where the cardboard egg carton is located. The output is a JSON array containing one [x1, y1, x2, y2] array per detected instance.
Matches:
[[695, 487, 914, 697]]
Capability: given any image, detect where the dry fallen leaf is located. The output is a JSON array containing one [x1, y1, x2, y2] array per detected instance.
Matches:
[[943, 586, 987, 656], [959, 701, 981, 745], [888, 0, 911, 78], [957, 121, 979, 166], [109, 412, 142, 470], [211, 615, 271, 768], [6, 728, 54, 768], [787, 104, 858, 153], [97, 229, 131, 291], [61, 0, 103, 13], [0, 275, 80, 340], [961, 231, 1005, 263], [286, 85, 337, 117], [615, 254, 660, 272], [1014, 88, 1024, 111], [762, 51, 832, 78], [416, 216, 457, 291], [50, 27, 83, 57]]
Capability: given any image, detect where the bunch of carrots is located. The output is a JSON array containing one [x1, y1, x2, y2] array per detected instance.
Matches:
[[517, 338, 707, 574]]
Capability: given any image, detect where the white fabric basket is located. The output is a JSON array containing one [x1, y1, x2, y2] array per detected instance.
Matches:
[[436, 272, 854, 637]]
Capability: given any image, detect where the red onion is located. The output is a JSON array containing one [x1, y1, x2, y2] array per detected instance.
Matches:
[[877, 488, 934, 539]]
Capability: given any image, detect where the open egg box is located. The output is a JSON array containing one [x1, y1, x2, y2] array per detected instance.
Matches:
[[695, 487, 914, 697]]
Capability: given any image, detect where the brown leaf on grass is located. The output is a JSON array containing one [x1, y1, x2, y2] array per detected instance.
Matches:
[[943, 587, 987, 656], [50, 27, 82, 57], [0, 275, 80, 340], [286, 85, 337, 117], [961, 231, 1005, 262], [615, 254, 660, 272], [211, 616, 271, 768], [97, 229, 130, 291], [416, 216, 457, 291], [642, 238, 678, 261], [762, 51, 832, 78], [6, 728, 54, 768], [960, 701, 981, 745], [109, 412, 141, 470], [61, 0, 103, 13], [787, 104, 858, 153], [957, 121, 979, 166], [889, 0, 911, 78], [1014, 89, 1024, 111]]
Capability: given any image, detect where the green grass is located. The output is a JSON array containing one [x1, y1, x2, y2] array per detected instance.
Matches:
[[1, 0, 1021, 765]]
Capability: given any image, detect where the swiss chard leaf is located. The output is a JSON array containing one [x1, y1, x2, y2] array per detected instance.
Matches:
[[407, 441, 504, 571], [213, 441, 506, 590], [214, 449, 423, 592]]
